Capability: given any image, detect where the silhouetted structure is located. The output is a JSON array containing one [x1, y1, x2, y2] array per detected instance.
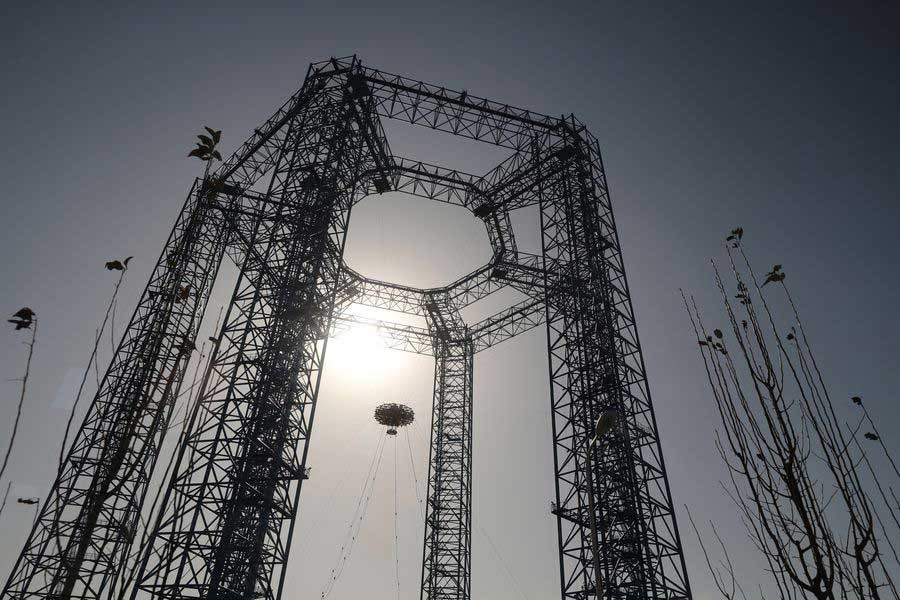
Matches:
[[2, 57, 691, 600], [374, 403, 415, 435]]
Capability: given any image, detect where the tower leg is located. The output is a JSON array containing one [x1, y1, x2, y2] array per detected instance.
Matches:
[[132, 75, 372, 600], [421, 339, 474, 600], [541, 125, 691, 599], [1, 183, 228, 600]]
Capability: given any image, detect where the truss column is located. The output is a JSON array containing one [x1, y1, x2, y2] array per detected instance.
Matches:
[[0, 181, 228, 600], [131, 66, 372, 600], [421, 337, 474, 600], [0, 57, 342, 600], [541, 125, 691, 600]]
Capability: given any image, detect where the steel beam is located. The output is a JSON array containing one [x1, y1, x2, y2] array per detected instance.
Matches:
[[421, 296, 474, 600], [540, 122, 690, 599]]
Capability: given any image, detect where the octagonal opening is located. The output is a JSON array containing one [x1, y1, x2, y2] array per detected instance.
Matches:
[[342, 191, 492, 290]]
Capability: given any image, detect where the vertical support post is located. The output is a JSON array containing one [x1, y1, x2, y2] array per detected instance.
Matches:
[[1, 182, 229, 600], [131, 64, 372, 600], [541, 135, 645, 600], [541, 123, 692, 600], [0, 57, 340, 600], [583, 441, 604, 600], [421, 337, 474, 600]]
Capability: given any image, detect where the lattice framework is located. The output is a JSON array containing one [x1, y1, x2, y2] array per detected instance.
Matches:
[[1, 56, 691, 600]]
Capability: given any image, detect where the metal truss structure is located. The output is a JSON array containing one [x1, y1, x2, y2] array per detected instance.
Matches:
[[2, 56, 691, 600]]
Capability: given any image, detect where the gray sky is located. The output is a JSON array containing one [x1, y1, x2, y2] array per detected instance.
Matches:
[[1, 2, 898, 598]]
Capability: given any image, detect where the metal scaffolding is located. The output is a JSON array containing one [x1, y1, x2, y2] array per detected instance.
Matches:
[[1, 56, 692, 600]]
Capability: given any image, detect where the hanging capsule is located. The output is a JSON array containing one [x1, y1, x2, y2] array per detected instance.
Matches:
[[374, 403, 415, 436]]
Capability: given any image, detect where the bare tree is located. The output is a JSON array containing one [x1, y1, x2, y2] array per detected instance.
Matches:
[[683, 231, 900, 598]]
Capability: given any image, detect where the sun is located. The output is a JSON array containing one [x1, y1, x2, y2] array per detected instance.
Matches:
[[327, 321, 390, 376]]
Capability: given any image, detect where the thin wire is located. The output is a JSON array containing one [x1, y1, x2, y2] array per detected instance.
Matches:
[[337, 432, 385, 558], [60, 269, 126, 470], [411, 419, 429, 454], [409, 411, 530, 600], [93, 327, 101, 387], [329, 435, 387, 594], [475, 522, 533, 600], [393, 437, 401, 600], [321, 432, 387, 599], [111, 328, 219, 600], [404, 428, 425, 521], [295, 416, 372, 559]]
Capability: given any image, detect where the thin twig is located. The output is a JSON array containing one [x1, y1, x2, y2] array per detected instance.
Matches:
[[0, 481, 12, 520], [685, 234, 899, 597], [0, 320, 37, 484], [59, 269, 127, 469]]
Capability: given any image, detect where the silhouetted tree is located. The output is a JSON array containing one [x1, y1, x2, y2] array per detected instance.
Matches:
[[684, 232, 899, 598]]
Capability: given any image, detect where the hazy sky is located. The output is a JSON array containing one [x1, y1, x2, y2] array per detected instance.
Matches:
[[1, 2, 898, 598]]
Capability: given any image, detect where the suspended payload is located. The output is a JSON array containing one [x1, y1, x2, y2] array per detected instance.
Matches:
[[374, 403, 415, 435]]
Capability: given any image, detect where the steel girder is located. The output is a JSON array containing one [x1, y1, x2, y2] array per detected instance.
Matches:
[[540, 122, 690, 599], [0, 180, 231, 600], [131, 64, 380, 600], [1, 56, 692, 600], [421, 299, 474, 600], [422, 341, 475, 600]]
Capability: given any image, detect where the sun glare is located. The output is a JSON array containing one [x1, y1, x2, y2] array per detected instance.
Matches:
[[327, 321, 390, 376]]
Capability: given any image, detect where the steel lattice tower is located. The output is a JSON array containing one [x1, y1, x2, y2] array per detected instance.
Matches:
[[1, 56, 692, 600]]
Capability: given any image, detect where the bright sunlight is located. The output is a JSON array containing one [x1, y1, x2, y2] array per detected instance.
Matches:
[[327, 322, 389, 376]]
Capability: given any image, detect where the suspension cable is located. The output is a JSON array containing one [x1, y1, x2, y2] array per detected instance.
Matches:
[[404, 428, 424, 521], [476, 522, 533, 600], [393, 437, 401, 600], [295, 416, 372, 560], [409, 410, 529, 600], [321, 432, 387, 598]]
